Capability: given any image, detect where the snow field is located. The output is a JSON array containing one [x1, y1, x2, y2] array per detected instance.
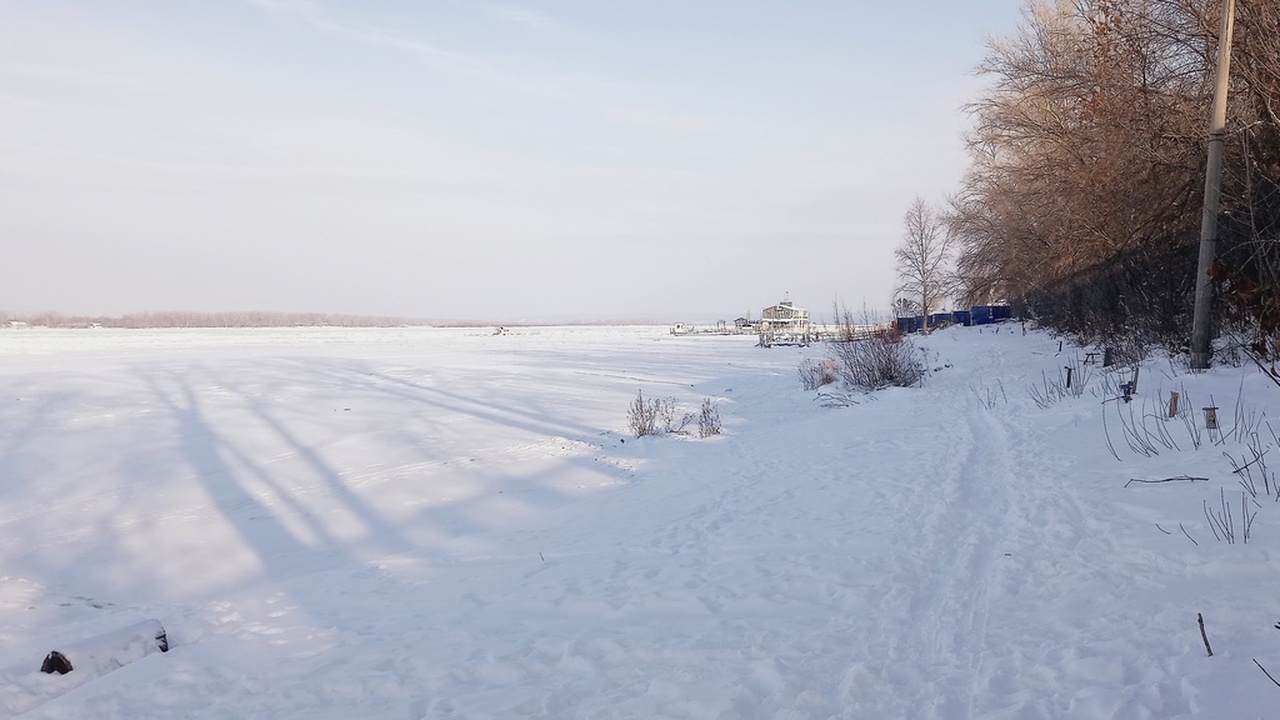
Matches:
[[1, 324, 1279, 718]]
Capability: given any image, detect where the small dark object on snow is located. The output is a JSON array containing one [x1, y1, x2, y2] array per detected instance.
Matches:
[[41, 650, 73, 674], [39, 619, 169, 675]]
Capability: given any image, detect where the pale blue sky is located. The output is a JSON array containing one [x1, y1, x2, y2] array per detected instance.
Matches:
[[0, 1, 1023, 323]]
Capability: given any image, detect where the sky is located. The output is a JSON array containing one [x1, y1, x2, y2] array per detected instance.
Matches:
[[0, 1, 1026, 324]]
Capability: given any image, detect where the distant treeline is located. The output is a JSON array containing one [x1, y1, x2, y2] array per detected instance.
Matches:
[[0, 310, 432, 329]]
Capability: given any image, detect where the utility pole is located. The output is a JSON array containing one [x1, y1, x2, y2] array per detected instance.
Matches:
[[1190, 0, 1237, 370]]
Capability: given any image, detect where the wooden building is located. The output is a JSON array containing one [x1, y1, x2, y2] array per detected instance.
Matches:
[[758, 298, 811, 347]]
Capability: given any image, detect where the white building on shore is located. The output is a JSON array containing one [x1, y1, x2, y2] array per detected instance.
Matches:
[[758, 298, 810, 347]]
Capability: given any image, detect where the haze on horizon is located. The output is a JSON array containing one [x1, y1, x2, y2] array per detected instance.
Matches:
[[0, 1, 1023, 324]]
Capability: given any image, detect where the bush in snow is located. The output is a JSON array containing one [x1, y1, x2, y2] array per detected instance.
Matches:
[[798, 358, 837, 391], [697, 398, 722, 438], [628, 390, 659, 437], [656, 396, 693, 434], [628, 391, 718, 438], [828, 330, 924, 392], [809, 303, 924, 397]]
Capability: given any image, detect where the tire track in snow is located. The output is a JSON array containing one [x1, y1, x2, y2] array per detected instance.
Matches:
[[947, 339, 1058, 720], [841, 386, 1012, 719], [957, 403, 1015, 719]]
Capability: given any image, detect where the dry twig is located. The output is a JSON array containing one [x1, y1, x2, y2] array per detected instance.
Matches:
[[1124, 476, 1208, 487], [1199, 613, 1213, 657], [1254, 658, 1280, 688]]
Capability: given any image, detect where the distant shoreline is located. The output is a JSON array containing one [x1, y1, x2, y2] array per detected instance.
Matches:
[[0, 311, 669, 330]]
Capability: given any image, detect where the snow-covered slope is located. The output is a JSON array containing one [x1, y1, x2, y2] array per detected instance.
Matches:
[[1, 324, 1277, 718]]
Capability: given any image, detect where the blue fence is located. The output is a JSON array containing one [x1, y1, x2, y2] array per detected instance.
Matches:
[[969, 305, 1012, 325], [896, 305, 1012, 334], [897, 316, 924, 333]]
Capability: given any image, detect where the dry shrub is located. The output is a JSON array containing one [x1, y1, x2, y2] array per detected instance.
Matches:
[[657, 396, 693, 434], [798, 358, 837, 391], [829, 330, 925, 392], [627, 390, 659, 437], [697, 398, 722, 438], [805, 305, 924, 398], [628, 391, 710, 438]]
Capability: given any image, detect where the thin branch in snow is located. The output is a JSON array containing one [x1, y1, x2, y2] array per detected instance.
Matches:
[[1124, 476, 1208, 487], [1227, 446, 1269, 477], [1255, 659, 1280, 688], [1243, 493, 1257, 544], [1199, 613, 1213, 657], [1204, 489, 1239, 544], [1244, 347, 1280, 389], [1101, 405, 1122, 461], [1180, 523, 1199, 546]]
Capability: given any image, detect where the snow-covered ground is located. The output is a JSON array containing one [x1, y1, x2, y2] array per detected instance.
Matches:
[[2, 324, 1278, 718]]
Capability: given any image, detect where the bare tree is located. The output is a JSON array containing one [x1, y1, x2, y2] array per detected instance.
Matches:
[[892, 296, 917, 320], [894, 197, 954, 332]]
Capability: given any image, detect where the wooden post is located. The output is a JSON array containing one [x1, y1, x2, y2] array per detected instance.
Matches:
[[1169, 391, 1180, 418], [1204, 407, 1220, 430], [1191, 0, 1237, 369]]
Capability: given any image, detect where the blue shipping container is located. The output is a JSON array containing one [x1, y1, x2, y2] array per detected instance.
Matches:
[[969, 305, 1013, 326]]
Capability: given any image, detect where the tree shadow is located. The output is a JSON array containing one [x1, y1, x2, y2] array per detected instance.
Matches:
[[144, 369, 352, 581], [0, 339, 668, 683]]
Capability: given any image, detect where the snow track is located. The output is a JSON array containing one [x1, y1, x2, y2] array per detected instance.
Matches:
[[825, 378, 1015, 718]]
